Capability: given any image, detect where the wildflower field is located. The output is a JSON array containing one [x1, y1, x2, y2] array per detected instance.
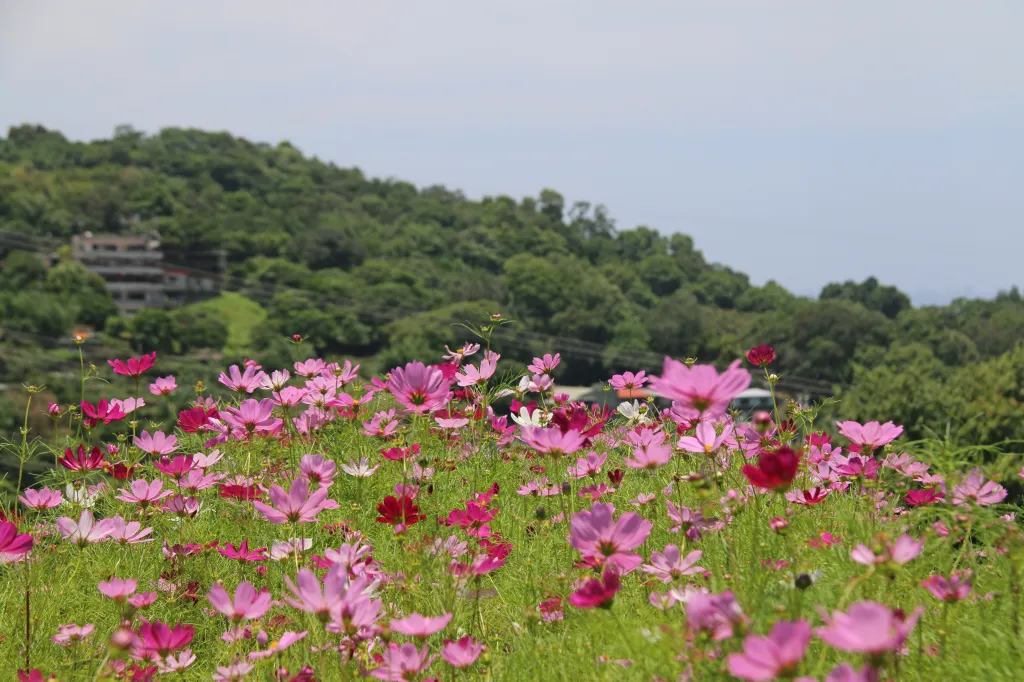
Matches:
[[1, 321, 1022, 682]]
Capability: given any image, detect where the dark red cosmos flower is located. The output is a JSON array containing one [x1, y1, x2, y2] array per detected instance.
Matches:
[[745, 344, 776, 368], [376, 495, 425, 526], [176, 406, 217, 433], [58, 444, 105, 472], [742, 446, 801, 491], [108, 352, 157, 377], [218, 483, 260, 501], [81, 399, 126, 428], [104, 461, 136, 480], [607, 469, 624, 486], [549, 404, 610, 447], [904, 488, 943, 507]]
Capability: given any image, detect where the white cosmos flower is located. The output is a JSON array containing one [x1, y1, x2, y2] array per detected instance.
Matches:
[[511, 406, 548, 428], [617, 400, 651, 425]]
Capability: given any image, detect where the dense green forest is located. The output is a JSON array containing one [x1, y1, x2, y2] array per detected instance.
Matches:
[[3, 123, 1024, 444]]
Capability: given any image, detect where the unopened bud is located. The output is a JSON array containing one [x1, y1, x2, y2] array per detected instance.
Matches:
[[292, 334, 302, 344]]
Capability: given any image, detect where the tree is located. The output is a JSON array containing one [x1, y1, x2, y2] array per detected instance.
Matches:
[[130, 309, 177, 354]]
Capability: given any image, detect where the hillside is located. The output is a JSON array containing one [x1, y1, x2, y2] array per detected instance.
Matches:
[[4, 123, 1024, 442]]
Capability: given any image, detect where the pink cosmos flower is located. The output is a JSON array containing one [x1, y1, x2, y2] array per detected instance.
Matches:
[[149, 376, 177, 396], [641, 545, 703, 583], [390, 612, 453, 638], [108, 352, 156, 377], [0, 521, 33, 563], [685, 590, 748, 640], [219, 364, 267, 393], [835, 420, 903, 452], [443, 342, 481, 364], [208, 582, 272, 621], [609, 371, 647, 391], [299, 454, 337, 488], [520, 426, 586, 457], [129, 592, 159, 609], [569, 502, 652, 573], [153, 454, 196, 477], [294, 358, 326, 377], [389, 361, 452, 414], [785, 488, 830, 506], [260, 369, 292, 391], [623, 429, 673, 469], [248, 631, 308, 660], [850, 535, 923, 567], [98, 578, 138, 601], [57, 510, 112, 546], [824, 664, 880, 682], [442, 636, 483, 668], [110, 397, 145, 415], [52, 623, 94, 646], [527, 353, 561, 374], [284, 564, 350, 618], [952, 468, 1007, 506], [648, 358, 751, 418], [726, 620, 812, 681], [370, 642, 437, 681], [220, 398, 283, 438], [922, 571, 973, 602], [212, 661, 255, 681], [81, 399, 126, 427], [116, 479, 174, 507], [569, 565, 621, 609], [19, 487, 63, 510], [455, 353, 499, 387], [567, 451, 607, 479], [106, 515, 154, 544], [134, 431, 178, 456], [882, 453, 929, 478], [253, 478, 339, 524], [176, 469, 225, 493], [678, 420, 732, 455], [815, 601, 922, 654]]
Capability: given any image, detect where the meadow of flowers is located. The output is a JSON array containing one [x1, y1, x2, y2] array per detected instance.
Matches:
[[1, 321, 1022, 681]]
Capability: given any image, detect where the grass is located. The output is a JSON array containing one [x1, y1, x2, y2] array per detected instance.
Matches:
[[183, 292, 267, 354]]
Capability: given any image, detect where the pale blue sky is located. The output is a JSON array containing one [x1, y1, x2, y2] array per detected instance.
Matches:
[[1, 1, 1022, 304]]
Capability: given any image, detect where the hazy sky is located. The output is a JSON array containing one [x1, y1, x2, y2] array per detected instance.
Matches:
[[2, 2, 1023, 304]]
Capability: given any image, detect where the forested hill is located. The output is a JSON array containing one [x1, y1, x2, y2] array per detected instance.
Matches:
[[4, 123, 1024, 442]]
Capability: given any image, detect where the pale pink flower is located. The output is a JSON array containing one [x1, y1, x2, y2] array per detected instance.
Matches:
[[19, 487, 63, 510], [390, 612, 452, 638], [528, 353, 560, 374], [641, 545, 703, 583], [260, 369, 292, 391], [816, 601, 922, 654], [208, 582, 272, 621], [609, 371, 647, 391], [882, 453, 929, 478], [57, 510, 112, 546], [686, 590, 748, 640], [569, 502, 652, 573], [212, 661, 255, 681], [371, 642, 437, 681], [157, 649, 197, 673], [850, 535, 923, 567], [219, 364, 267, 393], [299, 454, 337, 488], [52, 623, 94, 646], [134, 430, 178, 456], [443, 342, 481, 364], [566, 451, 606, 479], [248, 631, 308, 660], [110, 397, 145, 414], [678, 420, 732, 455], [252, 478, 339, 524], [726, 620, 811, 681], [98, 577, 137, 601], [824, 664, 880, 682], [648, 358, 750, 418], [520, 426, 586, 457], [952, 468, 1007, 506], [149, 376, 177, 396], [922, 571, 973, 602], [283, 564, 349, 618], [455, 353, 499, 387], [294, 358, 326, 377], [624, 429, 673, 469], [272, 386, 308, 407], [106, 515, 154, 544], [116, 479, 174, 507], [341, 457, 380, 478], [441, 636, 483, 668], [835, 420, 903, 452]]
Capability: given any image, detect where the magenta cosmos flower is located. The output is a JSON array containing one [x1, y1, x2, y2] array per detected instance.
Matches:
[[835, 420, 903, 452], [388, 361, 452, 414], [253, 478, 339, 524], [952, 468, 1007, 506], [922, 571, 973, 602], [136, 620, 195, 657], [134, 430, 178, 456], [218, 364, 267, 393], [648, 358, 751, 418], [0, 521, 33, 563], [816, 601, 922, 654], [726, 620, 811, 681], [570, 502, 652, 573], [527, 353, 560, 374], [520, 426, 586, 457], [390, 611, 452, 638], [568, 564, 621, 609], [609, 370, 647, 391], [220, 398, 283, 438], [371, 642, 437, 681], [208, 582, 272, 621], [108, 352, 157, 377]]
